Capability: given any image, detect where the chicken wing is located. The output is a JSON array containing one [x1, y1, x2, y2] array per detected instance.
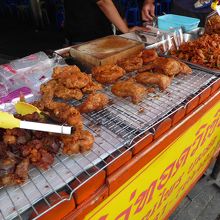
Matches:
[[40, 79, 58, 97], [59, 71, 90, 89], [61, 130, 94, 155], [54, 85, 83, 100], [78, 93, 109, 113], [111, 78, 151, 104], [142, 49, 158, 64], [152, 57, 181, 76], [142, 57, 192, 76], [92, 64, 125, 84], [46, 102, 83, 130], [52, 65, 81, 79], [178, 61, 193, 74], [135, 72, 172, 91], [0, 152, 30, 186], [21, 139, 55, 170], [82, 75, 103, 94], [117, 56, 143, 72]]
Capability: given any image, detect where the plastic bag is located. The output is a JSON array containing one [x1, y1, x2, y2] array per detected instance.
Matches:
[[205, 11, 220, 34], [0, 52, 63, 97]]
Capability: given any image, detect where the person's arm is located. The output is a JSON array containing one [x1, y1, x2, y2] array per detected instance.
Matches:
[[97, 0, 148, 33], [142, 0, 155, 21]]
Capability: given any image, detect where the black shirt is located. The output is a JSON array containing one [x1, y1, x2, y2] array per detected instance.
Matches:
[[64, 0, 114, 42]]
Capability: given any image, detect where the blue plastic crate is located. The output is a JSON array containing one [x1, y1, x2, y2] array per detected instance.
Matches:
[[158, 14, 200, 32]]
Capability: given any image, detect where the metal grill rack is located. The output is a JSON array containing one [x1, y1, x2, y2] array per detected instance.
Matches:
[[0, 68, 218, 220]]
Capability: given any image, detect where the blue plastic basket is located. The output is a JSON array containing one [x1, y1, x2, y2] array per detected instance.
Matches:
[[158, 14, 200, 32]]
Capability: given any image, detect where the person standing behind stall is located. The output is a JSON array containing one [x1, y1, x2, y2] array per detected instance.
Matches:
[[63, 0, 148, 45], [141, 0, 212, 26]]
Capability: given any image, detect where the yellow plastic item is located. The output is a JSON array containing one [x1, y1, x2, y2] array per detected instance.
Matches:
[[15, 101, 41, 116], [0, 111, 20, 129], [211, 0, 220, 11]]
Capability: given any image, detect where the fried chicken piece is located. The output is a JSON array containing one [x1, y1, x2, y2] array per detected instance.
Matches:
[[61, 130, 94, 155], [205, 15, 220, 35], [31, 100, 45, 111], [135, 72, 172, 91], [78, 93, 109, 113], [92, 64, 125, 84], [142, 49, 158, 64], [54, 85, 83, 100], [142, 57, 192, 76], [178, 61, 193, 74], [40, 79, 58, 97], [0, 142, 7, 157], [0, 152, 30, 186], [117, 56, 143, 72], [81, 75, 103, 94], [45, 102, 83, 130], [14, 158, 30, 183], [21, 139, 60, 170], [52, 65, 81, 79], [111, 78, 151, 104], [59, 72, 90, 89], [3, 128, 31, 145], [171, 34, 220, 70], [137, 64, 155, 73], [15, 112, 44, 122], [152, 57, 182, 76]]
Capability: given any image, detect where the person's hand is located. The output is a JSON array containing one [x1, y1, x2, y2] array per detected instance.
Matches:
[[128, 26, 150, 32], [142, 2, 155, 21]]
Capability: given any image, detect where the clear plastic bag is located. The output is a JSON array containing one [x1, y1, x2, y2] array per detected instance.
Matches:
[[0, 52, 63, 96], [205, 11, 220, 34]]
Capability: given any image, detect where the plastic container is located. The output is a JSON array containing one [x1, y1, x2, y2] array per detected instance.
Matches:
[[205, 11, 220, 34], [158, 14, 200, 32]]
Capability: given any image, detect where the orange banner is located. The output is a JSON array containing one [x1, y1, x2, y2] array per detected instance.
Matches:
[[86, 103, 220, 220]]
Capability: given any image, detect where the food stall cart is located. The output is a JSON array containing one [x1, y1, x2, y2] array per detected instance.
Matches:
[[0, 18, 220, 220]]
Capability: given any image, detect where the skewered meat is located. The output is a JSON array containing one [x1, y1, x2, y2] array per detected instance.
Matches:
[[61, 130, 94, 155], [52, 65, 81, 79], [142, 49, 158, 64], [111, 78, 153, 104], [58, 71, 90, 89], [117, 55, 143, 72], [92, 64, 125, 84], [135, 72, 172, 91], [81, 75, 103, 94], [78, 93, 109, 113], [54, 85, 83, 100]]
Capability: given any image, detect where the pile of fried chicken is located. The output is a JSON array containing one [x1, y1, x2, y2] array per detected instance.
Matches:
[[90, 49, 192, 104], [0, 113, 61, 186], [0, 112, 96, 187], [0, 50, 193, 187], [170, 34, 220, 70], [32, 65, 111, 160]]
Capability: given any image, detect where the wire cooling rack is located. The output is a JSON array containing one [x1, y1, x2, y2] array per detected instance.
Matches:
[[0, 68, 217, 220]]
